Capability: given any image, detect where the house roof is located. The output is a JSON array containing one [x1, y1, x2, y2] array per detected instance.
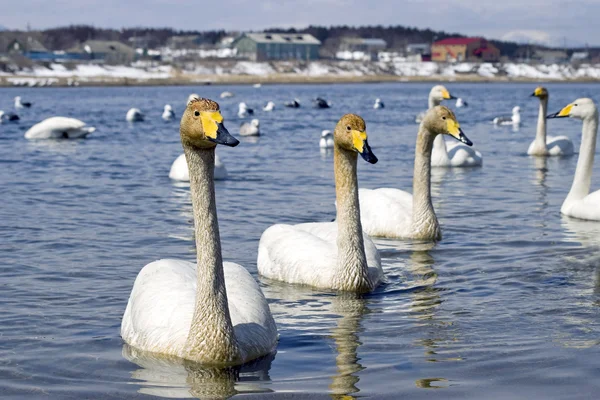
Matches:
[[69, 40, 136, 55], [242, 33, 321, 45], [0, 32, 47, 52], [341, 38, 387, 47], [434, 37, 484, 46]]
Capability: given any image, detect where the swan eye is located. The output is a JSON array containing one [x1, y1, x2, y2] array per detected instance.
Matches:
[[346, 125, 351, 131], [442, 116, 446, 120], [574, 104, 578, 107], [194, 110, 200, 117]]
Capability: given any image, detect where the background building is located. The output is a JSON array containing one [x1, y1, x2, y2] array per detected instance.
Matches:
[[233, 33, 321, 61], [432, 37, 500, 62], [68, 40, 137, 64], [337, 38, 387, 61]]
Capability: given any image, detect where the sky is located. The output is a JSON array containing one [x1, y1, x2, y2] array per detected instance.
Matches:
[[2, 0, 599, 47]]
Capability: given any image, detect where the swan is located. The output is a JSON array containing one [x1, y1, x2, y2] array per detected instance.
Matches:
[[314, 97, 331, 109], [415, 85, 456, 123], [239, 119, 260, 136], [162, 104, 176, 121], [263, 101, 275, 112], [187, 93, 200, 103], [358, 106, 473, 240], [24, 117, 96, 139], [122, 97, 277, 364], [547, 98, 600, 221], [253, 83, 262, 88], [258, 114, 383, 292], [493, 106, 520, 125], [238, 102, 254, 118], [220, 91, 234, 99], [528, 86, 574, 156], [169, 153, 228, 181], [456, 98, 467, 108], [14, 96, 32, 108], [0, 110, 19, 122], [373, 98, 384, 109], [126, 108, 144, 122], [284, 98, 301, 108], [319, 129, 334, 149]]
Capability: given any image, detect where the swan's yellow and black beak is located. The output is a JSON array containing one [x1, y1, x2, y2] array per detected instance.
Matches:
[[547, 104, 572, 119], [531, 87, 545, 97], [201, 111, 240, 147], [352, 130, 378, 164], [446, 119, 473, 146], [442, 89, 457, 100]]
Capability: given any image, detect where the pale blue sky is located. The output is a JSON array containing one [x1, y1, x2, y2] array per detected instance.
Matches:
[[2, 0, 598, 47]]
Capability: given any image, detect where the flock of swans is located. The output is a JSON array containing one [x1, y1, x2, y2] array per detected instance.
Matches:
[[5, 84, 598, 367]]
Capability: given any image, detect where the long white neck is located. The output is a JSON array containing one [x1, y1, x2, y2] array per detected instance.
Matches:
[[564, 113, 598, 203], [428, 95, 448, 157], [532, 97, 549, 154], [182, 143, 240, 364], [412, 125, 441, 240], [333, 146, 373, 293], [428, 95, 440, 110]]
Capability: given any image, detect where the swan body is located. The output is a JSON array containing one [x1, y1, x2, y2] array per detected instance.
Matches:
[[14, 96, 32, 108], [162, 104, 176, 121], [493, 106, 520, 125], [122, 97, 277, 365], [238, 102, 254, 118], [263, 101, 275, 111], [319, 130, 334, 149], [258, 114, 383, 292], [126, 108, 144, 122], [24, 117, 95, 139], [359, 106, 474, 239], [239, 119, 260, 136], [220, 91, 234, 98], [169, 153, 228, 181], [547, 98, 600, 221], [373, 98, 384, 109], [0, 110, 19, 122], [528, 87, 574, 156]]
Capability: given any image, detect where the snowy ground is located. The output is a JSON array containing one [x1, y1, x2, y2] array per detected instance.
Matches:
[[1, 61, 599, 86]]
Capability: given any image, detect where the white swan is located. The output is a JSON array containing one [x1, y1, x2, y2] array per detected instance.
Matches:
[[547, 98, 600, 221], [162, 104, 176, 121], [239, 119, 260, 136], [169, 153, 228, 181], [263, 101, 275, 112], [528, 86, 574, 156], [220, 91, 234, 99], [14, 96, 32, 108], [187, 93, 200, 103], [24, 117, 96, 139], [126, 108, 144, 122], [359, 106, 473, 240], [122, 97, 277, 364], [238, 102, 253, 118], [415, 85, 455, 123], [373, 98, 384, 109], [258, 114, 383, 292], [319, 129, 334, 149], [493, 106, 520, 125]]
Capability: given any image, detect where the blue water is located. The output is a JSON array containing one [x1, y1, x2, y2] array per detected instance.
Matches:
[[1, 82, 600, 399]]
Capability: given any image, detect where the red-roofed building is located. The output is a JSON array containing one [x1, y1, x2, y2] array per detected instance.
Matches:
[[432, 37, 500, 62]]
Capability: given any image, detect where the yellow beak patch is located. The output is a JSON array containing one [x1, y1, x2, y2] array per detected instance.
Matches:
[[200, 111, 224, 139], [352, 130, 368, 153], [442, 89, 452, 99], [446, 119, 461, 137], [557, 104, 573, 117]]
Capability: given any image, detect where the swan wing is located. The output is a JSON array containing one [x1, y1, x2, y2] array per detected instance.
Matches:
[[446, 142, 483, 166], [358, 188, 413, 238], [546, 135, 575, 156], [24, 117, 94, 139]]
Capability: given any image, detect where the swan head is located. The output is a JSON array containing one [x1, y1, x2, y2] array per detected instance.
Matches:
[[187, 94, 200, 103], [181, 98, 239, 149], [547, 98, 597, 121], [531, 86, 548, 99], [512, 106, 521, 115], [321, 129, 332, 138], [334, 114, 378, 164], [430, 85, 456, 102], [251, 119, 260, 127], [423, 106, 473, 146]]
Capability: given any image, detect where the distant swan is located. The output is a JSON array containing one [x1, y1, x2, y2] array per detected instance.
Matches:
[[455, 98, 467, 108], [126, 108, 144, 122], [258, 114, 383, 292], [359, 106, 473, 240], [373, 98, 384, 109], [263, 101, 275, 111], [493, 106, 520, 125], [14, 96, 32, 108], [238, 102, 253, 118], [240, 119, 260, 136], [319, 129, 334, 149], [528, 86, 574, 156], [122, 97, 277, 364], [24, 117, 96, 139], [162, 104, 176, 121], [169, 153, 228, 181], [220, 91, 234, 99], [547, 98, 600, 221]]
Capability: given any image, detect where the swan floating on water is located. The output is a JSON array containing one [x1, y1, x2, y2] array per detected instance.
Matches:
[[238, 102, 254, 118], [162, 104, 176, 121], [220, 91, 234, 98], [169, 153, 228, 181], [284, 99, 301, 108], [24, 117, 96, 139], [359, 106, 473, 240], [319, 129, 334, 149], [263, 101, 275, 111], [258, 114, 383, 292], [415, 85, 455, 123], [122, 97, 277, 365], [373, 98, 384, 109], [528, 86, 574, 156], [314, 97, 331, 109], [0, 110, 19, 122], [547, 98, 600, 221], [126, 108, 144, 122], [240, 119, 260, 136], [456, 98, 468, 108], [14, 96, 32, 108], [493, 106, 521, 125], [253, 83, 262, 88]]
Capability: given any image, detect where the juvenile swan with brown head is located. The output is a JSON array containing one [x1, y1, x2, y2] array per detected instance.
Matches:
[[258, 114, 383, 293], [359, 106, 473, 240], [121, 98, 277, 365]]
